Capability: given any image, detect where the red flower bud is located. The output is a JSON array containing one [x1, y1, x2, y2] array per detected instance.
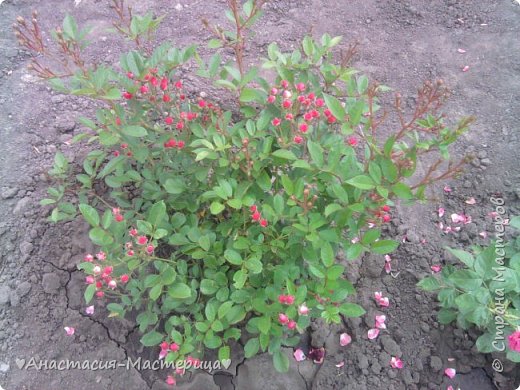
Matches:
[[252, 211, 261, 221], [165, 117, 174, 125]]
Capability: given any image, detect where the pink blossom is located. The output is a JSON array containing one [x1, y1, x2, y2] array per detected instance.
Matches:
[[166, 375, 176, 386], [390, 356, 403, 369], [339, 333, 352, 346], [137, 236, 148, 245], [93, 266, 101, 274], [146, 244, 155, 254], [64, 326, 75, 336], [375, 315, 386, 329], [84, 254, 94, 262], [108, 280, 117, 289], [438, 207, 445, 217], [293, 348, 306, 361], [508, 330, 520, 352], [444, 368, 456, 378], [431, 265, 442, 273], [96, 251, 106, 260], [367, 328, 380, 340], [85, 276, 95, 284], [85, 305, 94, 315], [465, 197, 476, 205], [298, 304, 309, 315], [159, 348, 168, 359]]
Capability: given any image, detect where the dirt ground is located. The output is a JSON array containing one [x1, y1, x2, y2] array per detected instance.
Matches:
[[0, 0, 519, 389]]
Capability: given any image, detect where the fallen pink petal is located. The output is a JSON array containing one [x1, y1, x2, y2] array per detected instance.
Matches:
[[479, 231, 488, 238], [293, 348, 306, 362], [431, 265, 442, 273], [85, 305, 95, 315], [445, 367, 456, 378], [367, 328, 380, 339], [340, 333, 352, 346], [390, 356, 404, 369], [438, 207, 445, 217], [465, 197, 476, 204], [443, 185, 452, 193], [64, 326, 75, 336], [335, 361, 345, 368], [457, 48, 466, 53], [462, 65, 470, 72]]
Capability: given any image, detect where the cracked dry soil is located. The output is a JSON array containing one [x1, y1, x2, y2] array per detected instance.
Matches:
[[1, 0, 519, 389]]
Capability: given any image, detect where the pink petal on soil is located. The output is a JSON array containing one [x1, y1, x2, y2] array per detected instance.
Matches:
[[293, 348, 306, 362], [479, 231, 488, 238], [443, 185, 452, 193], [384, 262, 392, 274], [462, 65, 470, 72], [85, 305, 94, 315], [457, 48, 466, 53], [465, 197, 476, 205], [438, 207, 445, 217], [431, 265, 442, 273], [374, 291, 383, 300], [438, 222, 444, 230], [378, 297, 390, 307], [340, 333, 352, 347], [335, 361, 345, 368], [390, 356, 404, 369], [64, 327, 75, 336], [367, 328, 380, 340], [166, 375, 176, 386], [451, 213, 465, 223], [445, 367, 456, 379]]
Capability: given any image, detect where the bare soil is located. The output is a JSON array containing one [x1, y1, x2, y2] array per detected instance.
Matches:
[[0, 0, 519, 389]]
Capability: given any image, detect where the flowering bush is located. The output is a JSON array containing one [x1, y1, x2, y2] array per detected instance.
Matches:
[[16, 0, 472, 377], [418, 215, 520, 363]]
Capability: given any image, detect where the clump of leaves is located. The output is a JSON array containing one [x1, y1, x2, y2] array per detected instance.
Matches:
[[17, 0, 473, 374], [418, 217, 520, 363]]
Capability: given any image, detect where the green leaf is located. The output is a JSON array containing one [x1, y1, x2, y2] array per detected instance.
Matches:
[[200, 279, 219, 295], [437, 308, 457, 324], [240, 88, 265, 103], [346, 175, 375, 190], [244, 338, 260, 358], [63, 14, 78, 39], [233, 270, 247, 289], [208, 39, 223, 49], [225, 249, 243, 265], [210, 202, 225, 215], [79, 204, 99, 227], [122, 125, 148, 137], [339, 303, 366, 317], [323, 94, 345, 120], [199, 235, 211, 251], [89, 227, 113, 246], [84, 284, 96, 304], [164, 178, 186, 194], [392, 183, 413, 199], [148, 201, 166, 226], [140, 331, 163, 347], [149, 284, 162, 301], [219, 346, 231, 362], [417, 276, 441, 291], [272, 149, 297, 160], [446, 247, 475, 268], [321, 242, 335, 267], [258, 316, 271, 334], [371, 240, 398, 255], [448, 270, 482, 291], [307, 140, 324, 167], [168, 283, 192, 299], [509, 216, 520, 229], [325, 204, 343, 217], [475, 332, 495, 353], [273, 350, 290, 373]]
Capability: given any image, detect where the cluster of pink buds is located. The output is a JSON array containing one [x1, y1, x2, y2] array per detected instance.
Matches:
[[278, 294, 295, 305], [83, 252, 128, 298], [112, 207, 124, 222], [159, 341, 180, 359], [249, 205, 268, 227], [124, 68, 186, 103], [375, 205, 392, 223], [163, 139, 185, 149], [278, 313, 297, 330], [112, 142, 132, 158]]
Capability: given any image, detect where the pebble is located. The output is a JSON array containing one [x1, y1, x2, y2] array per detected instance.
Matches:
[[0, 362, 9, 373], [42, 273, 61, 294], [0, 286, 11, 306], [1, 187, 18, 199], [381, 336, 401, 356], [13, 197, 31, 215], [54, 115, 76, 133], [429, 356, 443, 371]]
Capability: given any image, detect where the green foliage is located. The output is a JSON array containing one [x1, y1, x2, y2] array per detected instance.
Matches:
[[34, 6, 471, 373], [418, 221, 520, 362]]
